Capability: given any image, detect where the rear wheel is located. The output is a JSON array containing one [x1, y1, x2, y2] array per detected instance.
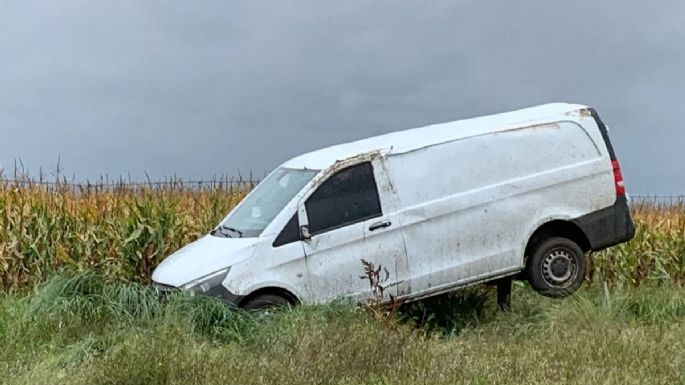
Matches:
[[241, 294, 292, 311], [526, 237, 586, 298]]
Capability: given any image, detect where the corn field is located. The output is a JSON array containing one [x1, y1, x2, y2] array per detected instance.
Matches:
[[592, 201, 685, 286], [0, 179, 250, 292], [0, 178, 683, 292]]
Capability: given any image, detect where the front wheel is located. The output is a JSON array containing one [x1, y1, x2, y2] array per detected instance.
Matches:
[[241, 294, 292, 311], [525, 237, 586, 298]]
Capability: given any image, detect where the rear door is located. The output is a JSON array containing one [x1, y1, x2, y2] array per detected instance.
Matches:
[[299, 159, 409, 304]]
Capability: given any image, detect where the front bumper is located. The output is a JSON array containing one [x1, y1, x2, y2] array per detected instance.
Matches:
[[203, 284, 245, 306], [152, 282, 179, 300], [151, 281, 244, 306]]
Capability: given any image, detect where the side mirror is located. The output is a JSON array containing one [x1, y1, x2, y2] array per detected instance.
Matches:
[[300, 225, 311, 240]]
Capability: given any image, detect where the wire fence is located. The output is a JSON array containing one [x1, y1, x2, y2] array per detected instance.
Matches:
[[1, 178, 683, 204], [0, 178, 260, 193], [630, 195, 685, 206]]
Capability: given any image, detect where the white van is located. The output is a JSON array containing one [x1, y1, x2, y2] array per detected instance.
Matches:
[[152, 103, 635, 309]]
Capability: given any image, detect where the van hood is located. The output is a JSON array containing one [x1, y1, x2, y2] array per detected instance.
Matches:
[[151, 235, 258, 287]]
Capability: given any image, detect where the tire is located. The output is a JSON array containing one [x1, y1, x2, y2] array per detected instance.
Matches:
[[241, 294, 292, 311], [526, 236, 586, 298]]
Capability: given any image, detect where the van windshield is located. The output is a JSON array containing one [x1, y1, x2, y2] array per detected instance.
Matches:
[[216, 168, 318, 238]]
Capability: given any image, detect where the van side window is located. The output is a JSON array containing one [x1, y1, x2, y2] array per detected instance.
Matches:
[[305, 162, 382, 235], [273, 214, 299, 247]]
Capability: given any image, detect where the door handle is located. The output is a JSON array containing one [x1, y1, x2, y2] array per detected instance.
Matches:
[[369, 221, 392, 231]]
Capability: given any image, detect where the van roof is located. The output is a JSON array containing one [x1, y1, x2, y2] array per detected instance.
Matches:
[[282, 102, 589, 170]]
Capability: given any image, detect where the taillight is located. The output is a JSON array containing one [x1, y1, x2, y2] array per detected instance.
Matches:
[[612, 160, 626, 196]]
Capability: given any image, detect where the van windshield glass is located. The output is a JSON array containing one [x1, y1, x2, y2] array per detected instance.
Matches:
[[216, 168, 318, 238]]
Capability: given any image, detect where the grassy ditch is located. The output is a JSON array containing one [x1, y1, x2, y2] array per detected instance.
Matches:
[[1, 274, 684, 385]]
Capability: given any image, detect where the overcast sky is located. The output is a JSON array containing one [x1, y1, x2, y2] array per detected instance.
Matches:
[[1, 1, 683, 193]]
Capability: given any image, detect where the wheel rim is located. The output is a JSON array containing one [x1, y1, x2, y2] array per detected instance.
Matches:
[[541, 247, 578, 288]]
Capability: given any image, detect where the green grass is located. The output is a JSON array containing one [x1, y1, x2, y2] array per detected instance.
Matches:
[[2, 274, 685, 385]]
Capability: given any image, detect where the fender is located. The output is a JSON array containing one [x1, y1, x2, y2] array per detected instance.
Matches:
[[519, 214, 578, 266]]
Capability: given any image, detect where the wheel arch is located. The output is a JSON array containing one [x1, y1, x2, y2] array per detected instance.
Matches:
[[238, 286, 300, 308], [524, 219, 592, 263]]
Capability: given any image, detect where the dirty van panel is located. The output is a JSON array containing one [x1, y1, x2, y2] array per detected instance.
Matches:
[[389, 121, 603, 204], [228, 230, 309, 305], [384, 121, 613, 295], [300, 161, 409, 303], [368, 156, 411, 297]]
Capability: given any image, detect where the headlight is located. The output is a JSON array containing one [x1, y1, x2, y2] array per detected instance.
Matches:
[[182, 268, 230, 294]]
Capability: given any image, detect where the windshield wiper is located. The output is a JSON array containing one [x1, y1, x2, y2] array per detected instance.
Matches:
[[211, 225, 244, 238]]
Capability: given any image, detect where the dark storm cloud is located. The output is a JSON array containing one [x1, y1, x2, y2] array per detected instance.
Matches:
[[1, 1, 683, 192]]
